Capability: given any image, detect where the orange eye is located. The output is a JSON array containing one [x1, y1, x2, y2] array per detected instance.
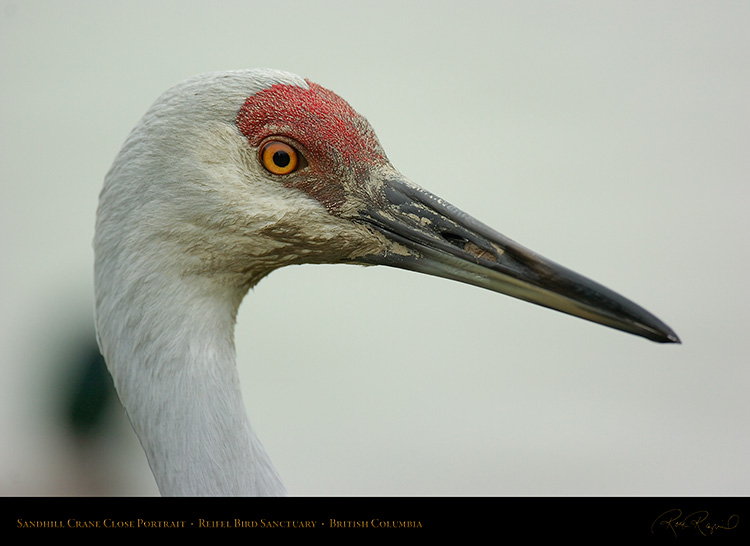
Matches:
[[259, 141, 299, 175]]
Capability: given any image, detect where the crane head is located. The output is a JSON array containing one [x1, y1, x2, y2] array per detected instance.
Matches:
[[98, 69, 679, 344]]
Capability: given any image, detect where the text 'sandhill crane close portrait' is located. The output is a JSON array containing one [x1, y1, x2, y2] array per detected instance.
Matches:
[[93, 69, 679, 496]]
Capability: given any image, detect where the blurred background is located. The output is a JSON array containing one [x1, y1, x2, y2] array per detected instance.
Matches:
[[1, 1, 747, 496]]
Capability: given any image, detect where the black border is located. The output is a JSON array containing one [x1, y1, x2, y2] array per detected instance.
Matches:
[[4, 496, 746, 540]]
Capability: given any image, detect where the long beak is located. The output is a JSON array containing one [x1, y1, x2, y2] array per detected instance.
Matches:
[[356, 174, 680, 344]]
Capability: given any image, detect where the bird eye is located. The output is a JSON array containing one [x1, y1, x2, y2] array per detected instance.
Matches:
[[259, 141, 300, 175]]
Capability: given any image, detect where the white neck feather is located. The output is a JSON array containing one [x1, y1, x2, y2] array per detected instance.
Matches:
[[98, 270, 286, 496]]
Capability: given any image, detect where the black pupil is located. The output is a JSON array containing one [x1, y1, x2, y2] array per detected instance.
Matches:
[[273, 150, 290, 168]]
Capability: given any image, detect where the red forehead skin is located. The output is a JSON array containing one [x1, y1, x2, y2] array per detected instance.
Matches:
[[236, 80, 386, 169], [235, 81, 388, 212]]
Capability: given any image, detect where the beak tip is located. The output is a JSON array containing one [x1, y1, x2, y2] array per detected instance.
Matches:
[[650, 324, 680, 344]]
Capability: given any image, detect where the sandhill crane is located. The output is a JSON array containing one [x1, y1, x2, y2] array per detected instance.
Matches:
[[94, 69, 679, 496]]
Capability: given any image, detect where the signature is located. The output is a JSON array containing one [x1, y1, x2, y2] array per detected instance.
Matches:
[[651, 509, 739, 537]]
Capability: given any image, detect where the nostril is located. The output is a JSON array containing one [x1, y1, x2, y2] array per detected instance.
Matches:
[[441, 231, 469, 247]]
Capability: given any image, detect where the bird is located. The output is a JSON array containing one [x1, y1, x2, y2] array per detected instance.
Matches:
[[94, 68, 679, 496]]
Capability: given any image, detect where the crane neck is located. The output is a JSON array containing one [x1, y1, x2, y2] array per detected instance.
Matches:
[[97, 270, 286, 496]]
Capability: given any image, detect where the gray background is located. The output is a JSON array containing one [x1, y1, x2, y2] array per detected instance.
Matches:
[[1, 1, 747, 495]]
